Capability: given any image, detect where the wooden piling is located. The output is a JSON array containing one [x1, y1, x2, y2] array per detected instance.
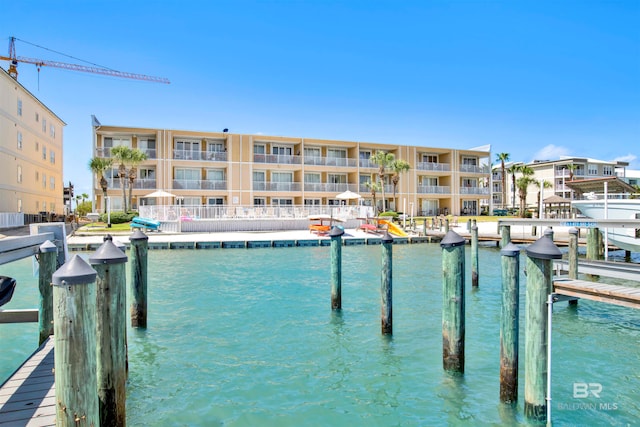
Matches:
[[568, 228, 578, 280], [329, 226, 344, 310], [471, 223, 479, 287], [38, 240, 57, 345], [90, 239, 128, 427], [587, 228, 603, 261], [52, 255, 99, 427], [381, 232, 393, 334], [130, 230, 149, 328], [500, 243, 520, 404], [500, 225, 511, 249], [441, 230, 466, 374], [524, 235, 562, 422]]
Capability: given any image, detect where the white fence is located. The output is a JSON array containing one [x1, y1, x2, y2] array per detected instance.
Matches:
[[0, 213, 24, 229], [138, 205, 374, 233]]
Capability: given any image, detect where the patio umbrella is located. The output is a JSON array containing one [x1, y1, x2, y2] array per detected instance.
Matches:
[[142, 190, 176, 198], [335, 190, 362, 200]]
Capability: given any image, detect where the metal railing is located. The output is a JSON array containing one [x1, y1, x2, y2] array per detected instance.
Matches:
[[416, 162, 451, 172], [173, 150, 227, 161], [460, 187, 490, 195], [417, 185, 451, 194], [253, 182, 303, 192]]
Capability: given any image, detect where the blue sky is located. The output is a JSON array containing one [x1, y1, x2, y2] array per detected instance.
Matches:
[[2, 0, 639, 197]]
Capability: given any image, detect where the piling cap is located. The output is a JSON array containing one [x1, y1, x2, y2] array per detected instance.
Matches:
[[382, 231, 394, 243], [52, 254, 97, 286], [525, 235, 563, 260], [440, 230, 465, 248], [130, 229, 149, 241], [544, 229, 554, 237], [569, 227, 579, 235], [39, 240, 57, 253], [329, 225, 345, 238], [89, 239, 128, 265], [500, 242, 521, 257]]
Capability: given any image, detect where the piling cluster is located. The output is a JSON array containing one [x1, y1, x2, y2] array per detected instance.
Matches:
[[35, 232, 150, 427]]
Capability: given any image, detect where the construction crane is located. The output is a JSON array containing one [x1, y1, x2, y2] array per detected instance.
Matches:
[[1, 37, 170, 84]]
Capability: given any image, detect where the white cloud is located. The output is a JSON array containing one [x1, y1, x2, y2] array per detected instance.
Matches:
[[613, 154, 637, 164], [531, 144, 571, 162]]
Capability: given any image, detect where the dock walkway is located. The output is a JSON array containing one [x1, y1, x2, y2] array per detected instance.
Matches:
[[0, 338, 55, 427], [553, 278, 640, 309]]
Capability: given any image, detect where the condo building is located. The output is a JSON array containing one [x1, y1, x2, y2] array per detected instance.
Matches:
[[91, 119, 492, 217], [0, 67, 65, 222], [492, 157, 630, 212]]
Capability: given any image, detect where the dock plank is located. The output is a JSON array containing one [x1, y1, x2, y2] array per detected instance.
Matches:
[[0, 339, 55, 427], [553, 279, 640, 310]]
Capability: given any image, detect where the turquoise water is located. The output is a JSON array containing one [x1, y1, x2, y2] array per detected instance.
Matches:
[[1, 244, 639, 426]]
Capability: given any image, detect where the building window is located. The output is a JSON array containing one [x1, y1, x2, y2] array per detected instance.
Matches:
[[17, 165, 22, 183], [17, 199, 22, 212], [588, 164, 598, 176], [35, 171, 39, 181], [35, 141, 39, 152], [254, 144, 266, 154], [42, 146, 47, 160], [17, 131, 22, 149], [254, 198, 266, 206], [50, 150, 55, 164], [17, 99, 22, 116], [50, 176, 55, 190], [422, 154, 438, 163], [35, 112, 39, 122], [42, 201, 47, 212], [207, 198, 224, 205], [104, 136, 131, 148], [42, 173, 47, 188], [42, 118, 47, 133], [50, 124, 55, 138], [603, 165, 613, 176]]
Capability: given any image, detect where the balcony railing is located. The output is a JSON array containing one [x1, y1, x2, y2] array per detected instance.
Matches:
[[417, 185, 451, 194], [416, 162, 451, 172], [96, 147, 157, 159], [107, 178, 156, 189], [253, 182, 303, 191], [303, 156, 358, 167], [254, 154, 303, 165], [173, 179, 227, 190], [174, 150, 227, 161], [460, 187, 490, 195], [303, 183, 358, 192], [358, 159, 377, 168], [459, 164, 489, 174]]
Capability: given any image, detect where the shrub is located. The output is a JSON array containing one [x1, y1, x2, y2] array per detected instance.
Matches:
[[100, 211, 138, 224], [379, 211, 399, 219]]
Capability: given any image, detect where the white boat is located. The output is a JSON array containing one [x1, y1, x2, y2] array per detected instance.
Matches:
[[572, 199, 640, 253]]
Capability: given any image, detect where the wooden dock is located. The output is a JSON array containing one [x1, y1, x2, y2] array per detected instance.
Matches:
[[0, 338, 55, 427], [553, 278, 640, 310]]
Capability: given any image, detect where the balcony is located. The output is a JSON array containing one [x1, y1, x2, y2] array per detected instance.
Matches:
[[416, 162, 451, 172], [359, 158, 377, 168], [253, 182, 303, 192], [417, 185, 451, 194], [304, 183, 358, 192], [107, 178, 156, 189], [172, 179, 227, 190], [459, 164, 489, 174], [96, 147, 157, 159], [460, 187, 490, 195], [303, 156, 358, 167], [174, 150, 228, 162], [254, 154, 303, 165]]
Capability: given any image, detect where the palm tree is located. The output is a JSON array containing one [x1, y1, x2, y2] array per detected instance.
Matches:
[[496, 153, 510, 209], [533, 180, 552, 218], [365, 181, 382, 213], [516, 166, 534, 217], [88, 157, 113, 213], [369, 150, 395, 212], [566, 163, 578, 181], [390, 159, 410, 211], [507, 163, 522, 210], [127, 149, 148, 212], [110, 145, 132, 212]]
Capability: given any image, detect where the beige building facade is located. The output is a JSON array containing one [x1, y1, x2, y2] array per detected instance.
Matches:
[[0, 68, 65, 218], [92, 120, 491, 217]]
